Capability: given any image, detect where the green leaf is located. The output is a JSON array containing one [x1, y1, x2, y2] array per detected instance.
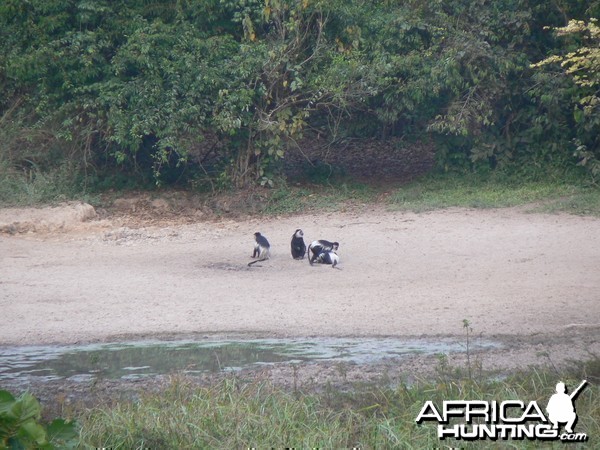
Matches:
[[0, 391, 16, 415], [18, 420, 47, 444], [9, 393, 41, 424], [46, 419, 79, 449]]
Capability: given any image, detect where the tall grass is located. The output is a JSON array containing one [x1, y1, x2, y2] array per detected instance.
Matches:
[[0, 159, 90, 207], [78, 366, 599, 449]]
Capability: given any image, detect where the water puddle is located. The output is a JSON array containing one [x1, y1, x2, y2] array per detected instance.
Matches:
[[0, 337, 500, 384]]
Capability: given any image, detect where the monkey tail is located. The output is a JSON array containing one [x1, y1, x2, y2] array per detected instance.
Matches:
[[248, 256, 268, 267]]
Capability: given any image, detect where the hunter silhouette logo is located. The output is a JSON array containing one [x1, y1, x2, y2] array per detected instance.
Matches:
[[546, 380, 587, 434], [415, 380, 589, 442]]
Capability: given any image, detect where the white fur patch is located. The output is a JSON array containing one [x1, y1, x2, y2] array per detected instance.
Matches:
[[329, 253, 339, 265]]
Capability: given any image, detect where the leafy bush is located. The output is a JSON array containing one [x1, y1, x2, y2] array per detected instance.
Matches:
[[0, 390, 78, 450], [1, 0, 599, 189]]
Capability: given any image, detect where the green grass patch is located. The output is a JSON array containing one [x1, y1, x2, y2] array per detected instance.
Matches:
[[261, 181, 377, 215], [387, 174, 600, 215], [3, 161, 600, 218], [0, 159, 94, 208], [531, 188, 600, 216], [76, 364, 599, 449]]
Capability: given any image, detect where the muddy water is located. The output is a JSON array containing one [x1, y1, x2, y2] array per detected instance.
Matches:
[[0, 337, 500, 385]]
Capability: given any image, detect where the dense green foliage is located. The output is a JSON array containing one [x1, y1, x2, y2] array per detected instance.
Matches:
[[0, 390, 78, 449], [533, 18, 600, 179], [1, 0, 599, 190]]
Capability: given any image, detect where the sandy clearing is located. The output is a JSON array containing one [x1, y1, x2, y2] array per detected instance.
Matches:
[[1, 204, 598, 354]]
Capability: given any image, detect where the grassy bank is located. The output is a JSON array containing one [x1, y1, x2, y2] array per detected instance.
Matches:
[[2, 162, 600, 217], [386, 174, 600, 215], [4, 346, 598, 448], [0, 160, 94, 208], [260, 181, 377, 215], [74, 364, 598, 449], [210, 173, 600, 217]]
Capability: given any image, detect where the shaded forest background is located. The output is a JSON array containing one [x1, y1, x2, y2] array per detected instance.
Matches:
[[0, 0, 599, 196]]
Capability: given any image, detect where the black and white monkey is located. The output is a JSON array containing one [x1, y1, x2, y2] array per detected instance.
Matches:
[[313, 250, 339, 268], [248, 232, 271, 267], [308, 240, 339, 265], [290, 229, 306, 259]]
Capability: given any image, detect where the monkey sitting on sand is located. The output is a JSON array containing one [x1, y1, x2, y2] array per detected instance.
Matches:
[[290, 229, 306, 259], [248, 232, 270, 267]]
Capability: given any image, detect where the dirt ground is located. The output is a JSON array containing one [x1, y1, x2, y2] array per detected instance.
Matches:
[[1, 199, 599, 401]]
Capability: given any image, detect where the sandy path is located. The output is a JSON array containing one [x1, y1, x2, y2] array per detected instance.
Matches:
[[1, 205, 599, 351]]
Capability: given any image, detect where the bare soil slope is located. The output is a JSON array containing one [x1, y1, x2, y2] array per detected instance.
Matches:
[[1, 202, 599, 374]]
